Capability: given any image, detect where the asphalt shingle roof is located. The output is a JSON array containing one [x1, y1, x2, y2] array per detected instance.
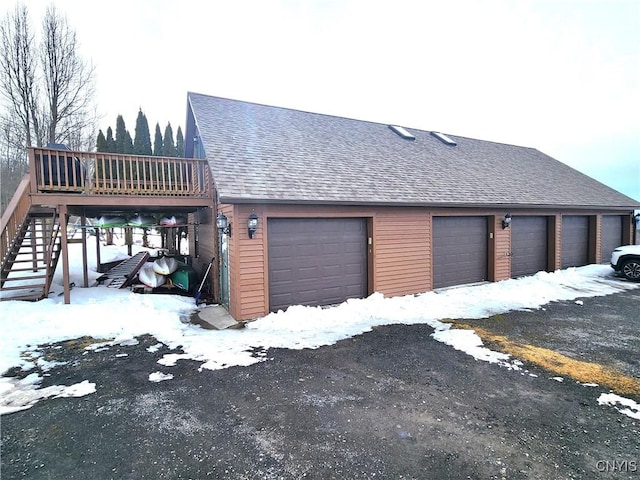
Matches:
[[188, 92, 638, 209]]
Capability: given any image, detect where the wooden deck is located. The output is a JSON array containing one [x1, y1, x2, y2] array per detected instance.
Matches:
[[1, 147, 214, 304], [27, 146, 212, 215]]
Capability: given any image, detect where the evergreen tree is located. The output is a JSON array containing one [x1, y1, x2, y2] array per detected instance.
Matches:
[[133, 108, 152, 155], [96, 129, 107, 151], [114, 115, 128, 153], [105, 126, 116, 152], [123, 130, 134, 154], [163, 122, 175, 157], [153, 123, 163, 156], [175, 126, 184, 157]]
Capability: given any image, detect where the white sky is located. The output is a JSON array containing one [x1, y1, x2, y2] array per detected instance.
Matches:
[[3, 0, 639, 199]]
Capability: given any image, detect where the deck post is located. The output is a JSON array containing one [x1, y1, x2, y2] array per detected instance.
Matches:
[[95, 227, 101, 271], [81, 213, 89, 287], [58, 204, 71, 304], [125, 227, 133, 256]]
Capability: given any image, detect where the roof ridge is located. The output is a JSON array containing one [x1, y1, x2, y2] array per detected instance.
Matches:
[[188, 91, 536, 148]]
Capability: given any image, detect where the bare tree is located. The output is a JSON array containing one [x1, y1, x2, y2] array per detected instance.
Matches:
[[0, 109, 29, 212], [0, 3, 97, 208], [0, 3, 40, 147], [40, 4, 97, 149]]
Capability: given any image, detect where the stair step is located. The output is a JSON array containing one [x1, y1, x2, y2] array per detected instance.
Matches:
[[0, 283, 46, 291], [2, 274, 48, 282], [2, 266, 48, 273], [1, 204, 62, 302], [0, 292, 45, 301]]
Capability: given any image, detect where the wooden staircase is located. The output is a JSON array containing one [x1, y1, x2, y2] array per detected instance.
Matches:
[[1, 177, 63, 301]]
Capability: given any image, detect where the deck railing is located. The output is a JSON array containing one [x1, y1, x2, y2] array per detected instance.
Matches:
[[0, 175, 32, 269], [28, 147, 211, 197]]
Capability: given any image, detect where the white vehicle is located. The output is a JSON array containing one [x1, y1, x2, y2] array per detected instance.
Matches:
[[610, 245, 640, 281]]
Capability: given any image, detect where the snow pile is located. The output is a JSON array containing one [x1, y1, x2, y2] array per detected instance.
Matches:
[[148, 371, 174, 383], [598, 393, 640, 420], [0, 374, 95, 415], [1, 239, 639, 416]]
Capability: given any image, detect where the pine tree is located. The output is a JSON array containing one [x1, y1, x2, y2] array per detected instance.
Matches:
[[105, 126, 116, 152], [163, 122, 175, 157], [153, 123, 163, 156], [96, 129, 107, 151], [175, 126, 184, 157], [123, 130, 133, 154], [114, 115, 128, 153], [133, 108, 152, 155]]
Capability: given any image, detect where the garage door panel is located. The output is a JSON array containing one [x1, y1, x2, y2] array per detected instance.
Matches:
[[433, 217, 488, 289], [322, 243, 342, 255], [268, 218, 367, 312], [512, 216, 548, 277], [298, 267, 320, 281], [562, 216, 589, 268], [601, 216, 623, 263]]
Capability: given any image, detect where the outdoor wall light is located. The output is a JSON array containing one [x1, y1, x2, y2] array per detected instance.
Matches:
[[216, 213, 231, 237], [247, 212, 259, 239], [502, 213, 512, 229]]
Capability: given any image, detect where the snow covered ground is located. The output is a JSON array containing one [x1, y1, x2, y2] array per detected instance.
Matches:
[[1, 237, 639, 419]]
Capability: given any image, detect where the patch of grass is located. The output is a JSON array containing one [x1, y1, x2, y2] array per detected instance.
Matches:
[[43, 336, 114, 362], [59, 336, 112, 350], [455, 323, 640, 397]]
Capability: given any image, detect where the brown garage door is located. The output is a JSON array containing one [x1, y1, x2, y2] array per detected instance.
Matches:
[[601, 215, 623, 263], [562, 215, 589, 268], [512, 216, 548, 277], [433, 216, 487, 288], [268, 218, 367, 312]]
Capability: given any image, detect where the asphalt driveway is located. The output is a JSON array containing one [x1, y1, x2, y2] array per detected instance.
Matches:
[[2, 289, 639, 479]]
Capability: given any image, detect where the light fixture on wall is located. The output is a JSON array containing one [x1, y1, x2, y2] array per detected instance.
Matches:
[[216, 213, 231, 237], [247, 212, 259, 239], [502, 213, 512, 229]]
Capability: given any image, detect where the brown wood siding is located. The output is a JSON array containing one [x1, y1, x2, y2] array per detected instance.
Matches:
[[210, 204, 632, 321], [236, 205, 267, 319], [373, 211, 431, 296], [493, 215, 511, 281]]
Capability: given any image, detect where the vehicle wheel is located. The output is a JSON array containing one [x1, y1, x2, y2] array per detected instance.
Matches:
[[621, 258, 640, 281]]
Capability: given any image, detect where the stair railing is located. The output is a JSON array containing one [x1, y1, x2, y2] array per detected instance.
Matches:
[[1, 175, 32, 269]]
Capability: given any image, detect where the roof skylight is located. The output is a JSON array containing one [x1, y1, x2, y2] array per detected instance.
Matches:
[[430, 131, 457, 146], [388, 125, 415, 141]]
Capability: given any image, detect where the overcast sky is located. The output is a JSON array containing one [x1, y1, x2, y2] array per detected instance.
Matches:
[[4, 0, 639, 200]]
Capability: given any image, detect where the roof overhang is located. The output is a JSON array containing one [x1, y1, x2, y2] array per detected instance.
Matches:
[[218, 196, 640, 212]]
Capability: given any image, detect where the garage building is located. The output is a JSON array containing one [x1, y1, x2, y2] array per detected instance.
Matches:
[[184, 93, 639, 321]]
